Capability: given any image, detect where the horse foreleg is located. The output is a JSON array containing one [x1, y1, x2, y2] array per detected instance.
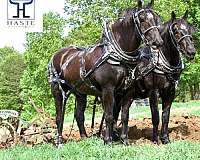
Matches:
[[102, 88, 115, 144], [75, 94, 87, 138], [160, 87, 175, 144], [51, 83, 64, 146], [120, 98, 133, 145], [112, 95, 122, 141], [149, 90, 159, 144]]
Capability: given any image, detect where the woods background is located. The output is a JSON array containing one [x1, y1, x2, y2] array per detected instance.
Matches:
[[0, 0, 199, 120]]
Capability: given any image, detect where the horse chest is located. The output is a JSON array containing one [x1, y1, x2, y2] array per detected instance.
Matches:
[[143, 74, 171, 90]]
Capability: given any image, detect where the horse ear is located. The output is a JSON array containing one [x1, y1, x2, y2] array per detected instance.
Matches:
[[171, 11, 176, 21], [183, 10, 189, 20], [138, 0, 144, 8], [148, 0, 154, 8]]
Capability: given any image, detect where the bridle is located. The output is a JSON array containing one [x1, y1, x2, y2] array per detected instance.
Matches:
[[169, 22, 193, 53], [152, 22, 194, 76], [133, 8, 159, 45]]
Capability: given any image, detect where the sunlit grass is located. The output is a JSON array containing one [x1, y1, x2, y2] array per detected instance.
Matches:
[[1, 101, 200, 160], [0, 138, 200, 160]]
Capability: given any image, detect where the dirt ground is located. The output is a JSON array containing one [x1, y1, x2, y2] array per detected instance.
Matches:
[[1, 115, 200, 148], [62, 115, 200, 144]]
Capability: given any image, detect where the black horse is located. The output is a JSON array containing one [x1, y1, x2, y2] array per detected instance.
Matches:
[[108, 10, 196, 145], [48, 0, 163, 146]]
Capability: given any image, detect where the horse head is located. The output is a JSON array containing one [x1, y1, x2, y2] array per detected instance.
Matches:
[[169, 10, 196, 60], [134, 0, 163, 47], [111, 0, 163, 52]]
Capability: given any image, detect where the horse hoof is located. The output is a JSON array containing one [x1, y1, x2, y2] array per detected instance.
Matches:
[[112, 131, 120, 141], [80, 134, 87, 139], [57, 143, 64, 149], [160, 137, 170, 144], [153, 140, 159, 145], [152, 138, 159, 145], [104, 138, 112, 145], [121, 138, 129, 146]]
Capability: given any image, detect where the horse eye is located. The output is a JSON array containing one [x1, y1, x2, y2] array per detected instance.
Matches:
[[173, 25, 179, 30]]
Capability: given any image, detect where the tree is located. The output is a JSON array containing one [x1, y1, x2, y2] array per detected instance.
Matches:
[[65, 0, 200, 101], [176, 0, 200, 101], [20, 12, 68, 120], [0, 47, 17, 62], [0, 47, 25, 112]]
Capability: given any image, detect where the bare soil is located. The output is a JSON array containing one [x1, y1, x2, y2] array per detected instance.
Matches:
[[62, 115, 200, 144], [1, 115, 200, 149]]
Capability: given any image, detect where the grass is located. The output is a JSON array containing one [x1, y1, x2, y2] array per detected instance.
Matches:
[[64, 100, 200, 124], [1, 100, 200, 160], [0, 138, 200, 160], [129, 100, 200, 119]]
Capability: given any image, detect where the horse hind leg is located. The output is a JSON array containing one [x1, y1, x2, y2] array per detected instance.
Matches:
[[51, 82, 66, 146], [119, 90, 134, 145], [75, 94, 87, 138]]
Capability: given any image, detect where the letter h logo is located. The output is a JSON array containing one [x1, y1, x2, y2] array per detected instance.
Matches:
[[7, 0, 35, 20]]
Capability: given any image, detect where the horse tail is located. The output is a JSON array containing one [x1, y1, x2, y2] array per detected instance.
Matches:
[[47, 55, 60, 85], [47, 56, 54, 84], [91, 96, 99, 128]]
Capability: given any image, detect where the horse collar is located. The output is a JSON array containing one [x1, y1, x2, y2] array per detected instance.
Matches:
[[152, 48, 183, 75], [103, 20, 139, 64]]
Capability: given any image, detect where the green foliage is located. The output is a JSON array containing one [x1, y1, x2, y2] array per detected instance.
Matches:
[[0, 47, 17, 62], [65, 0, 200, 101], [17, 0, 200, 119], [65, 0, 136, 45], [20, 12, 68, 120], [175, 0, 200, 101], [0, 47, 25, 112], [1, 139, 200, 160]]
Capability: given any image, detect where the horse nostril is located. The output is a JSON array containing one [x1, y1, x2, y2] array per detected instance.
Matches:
[[153, 39, 163, 47]]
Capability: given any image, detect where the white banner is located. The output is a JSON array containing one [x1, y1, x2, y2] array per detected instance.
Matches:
[[0, 110, 19, 119]]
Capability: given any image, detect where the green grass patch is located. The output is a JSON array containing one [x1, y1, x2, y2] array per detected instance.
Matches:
[[63, 100, 200, 123], [129, 100, 200, 119], [0, 138, 200, 160], [2, 101, 200, 159]]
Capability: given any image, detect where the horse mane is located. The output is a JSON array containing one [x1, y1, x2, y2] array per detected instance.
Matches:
[[120, 8, 136, 17]]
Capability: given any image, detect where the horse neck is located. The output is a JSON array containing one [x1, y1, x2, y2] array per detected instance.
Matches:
[[161, 26, 180, 66], [111, 19, 141, 55]]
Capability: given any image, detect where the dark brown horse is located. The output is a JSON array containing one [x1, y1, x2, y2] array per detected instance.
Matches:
[[48, 0, 163, 146], [109, 10, 196, 145]]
